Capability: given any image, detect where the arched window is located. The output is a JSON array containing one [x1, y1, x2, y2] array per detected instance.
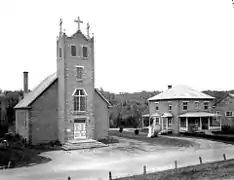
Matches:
[[72, 89, 87, 112]]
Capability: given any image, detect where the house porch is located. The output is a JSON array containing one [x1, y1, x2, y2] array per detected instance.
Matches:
[[179, 112, 222, 133]]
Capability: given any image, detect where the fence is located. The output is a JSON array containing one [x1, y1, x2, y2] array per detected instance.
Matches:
[[108, 153, 228, 180]]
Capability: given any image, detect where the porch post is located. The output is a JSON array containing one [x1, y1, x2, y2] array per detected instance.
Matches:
[[208, 117, 210, 130], [166, 118, 168, 130], [162, 118, 164, 130], [200, 117, 202, 130], [219, 115, 222, 130], [186, 117, 188, 131]]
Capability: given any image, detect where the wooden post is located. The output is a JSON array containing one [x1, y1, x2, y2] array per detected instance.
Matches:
[[223, 153, 226, 161], [175, 160, 178, 169], [109, 171, 112, 180], [68, 176, 71, 180], [199, 156, 202, 164], [143, 165, 146, 175]]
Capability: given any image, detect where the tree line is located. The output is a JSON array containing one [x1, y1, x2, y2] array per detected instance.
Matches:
[[0, 88, 231, 131]]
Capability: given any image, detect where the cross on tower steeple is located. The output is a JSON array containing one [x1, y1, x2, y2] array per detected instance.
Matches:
[[87, 23, 90, 38], [59, 18, 63, 35], [74, 16, 83, 31]]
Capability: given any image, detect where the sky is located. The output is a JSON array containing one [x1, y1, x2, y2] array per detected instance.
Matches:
[[0, 0, 234, 94]]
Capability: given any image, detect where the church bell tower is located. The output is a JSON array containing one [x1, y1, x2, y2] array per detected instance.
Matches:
[[56, 17, 95, 144]]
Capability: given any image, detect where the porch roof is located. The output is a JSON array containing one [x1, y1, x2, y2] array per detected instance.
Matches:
[[151, 112, 161, 117], [162, 112, 173, 117], [179, 112, 222, 118], [142, 114, 150, 117]]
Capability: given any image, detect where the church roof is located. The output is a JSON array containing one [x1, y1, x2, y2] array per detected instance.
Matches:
[[15, 73, 57, 109], [148, 85, 214, 101], [95, 89, 112, 107], [14, 73, 112, 109]]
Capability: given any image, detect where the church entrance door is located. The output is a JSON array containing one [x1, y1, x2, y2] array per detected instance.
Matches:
[[74, 119, 86, 139]]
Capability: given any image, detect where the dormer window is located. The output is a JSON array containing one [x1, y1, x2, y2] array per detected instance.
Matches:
[[71, 45, 77, 56], [82, 45, 88, 58]]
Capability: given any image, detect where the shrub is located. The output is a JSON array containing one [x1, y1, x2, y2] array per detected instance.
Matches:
[[222, 125, 231, 133], [119, 127, 123, 133], [0, 125, 8, 137], [134, 129, 139, 135]]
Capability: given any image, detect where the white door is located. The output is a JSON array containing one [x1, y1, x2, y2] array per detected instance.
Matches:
[[74, 119, 86, 139]]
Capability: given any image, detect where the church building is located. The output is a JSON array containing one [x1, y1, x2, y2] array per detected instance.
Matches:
[[14, 17, 112, 146]]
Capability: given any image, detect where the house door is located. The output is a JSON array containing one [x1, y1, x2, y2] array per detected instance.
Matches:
[[74, 119, 86, 139], [202, 118, 208, 130]]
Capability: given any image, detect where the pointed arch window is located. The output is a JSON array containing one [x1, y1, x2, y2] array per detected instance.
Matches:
[[73, 89, 87, 112]]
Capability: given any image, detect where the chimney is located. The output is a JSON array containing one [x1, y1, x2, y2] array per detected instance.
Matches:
[[23, 71, 29, 95], [168, 85, 172, 89]]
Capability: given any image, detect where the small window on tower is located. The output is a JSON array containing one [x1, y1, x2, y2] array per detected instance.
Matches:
[[59, 48, 62, 58], [82, 46, 88, 58], [76, 66, 84, 81], [71, 45, 76, 56]]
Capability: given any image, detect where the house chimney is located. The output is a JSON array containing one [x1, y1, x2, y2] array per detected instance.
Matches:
[[168, 85, 172, 89], [23, 71, 28, 94]]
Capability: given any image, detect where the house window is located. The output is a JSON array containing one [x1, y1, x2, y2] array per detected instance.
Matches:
[[73, 89, 87, 112], [76, 66, 84, 80], [226, 112, 233, 117], [182, 102, 188, 111], [194, 101, 199, 109], [59, 48, 62, 58], [155, 106, 159, 111], [204, 102, 209, 110], [168, 104, 172, 111], [168, 118, 172, 129], [82, 46, 88, 58], [71, 45, 77, 56]]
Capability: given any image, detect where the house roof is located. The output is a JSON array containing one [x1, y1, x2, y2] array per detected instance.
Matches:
[[212, 93, 233, 107], [14, 72, 112, 109], [14, 73, 57, 109], [148, 85, 214, 101], [179, 112, 222, 117]]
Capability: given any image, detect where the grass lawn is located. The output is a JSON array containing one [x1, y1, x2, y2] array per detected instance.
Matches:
[[0, 142, 61, 169], [109, 130, 195, 148], [115, 159, 234, 180]]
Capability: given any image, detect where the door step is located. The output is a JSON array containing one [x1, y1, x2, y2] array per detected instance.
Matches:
[[61, 139, 108, 151]]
